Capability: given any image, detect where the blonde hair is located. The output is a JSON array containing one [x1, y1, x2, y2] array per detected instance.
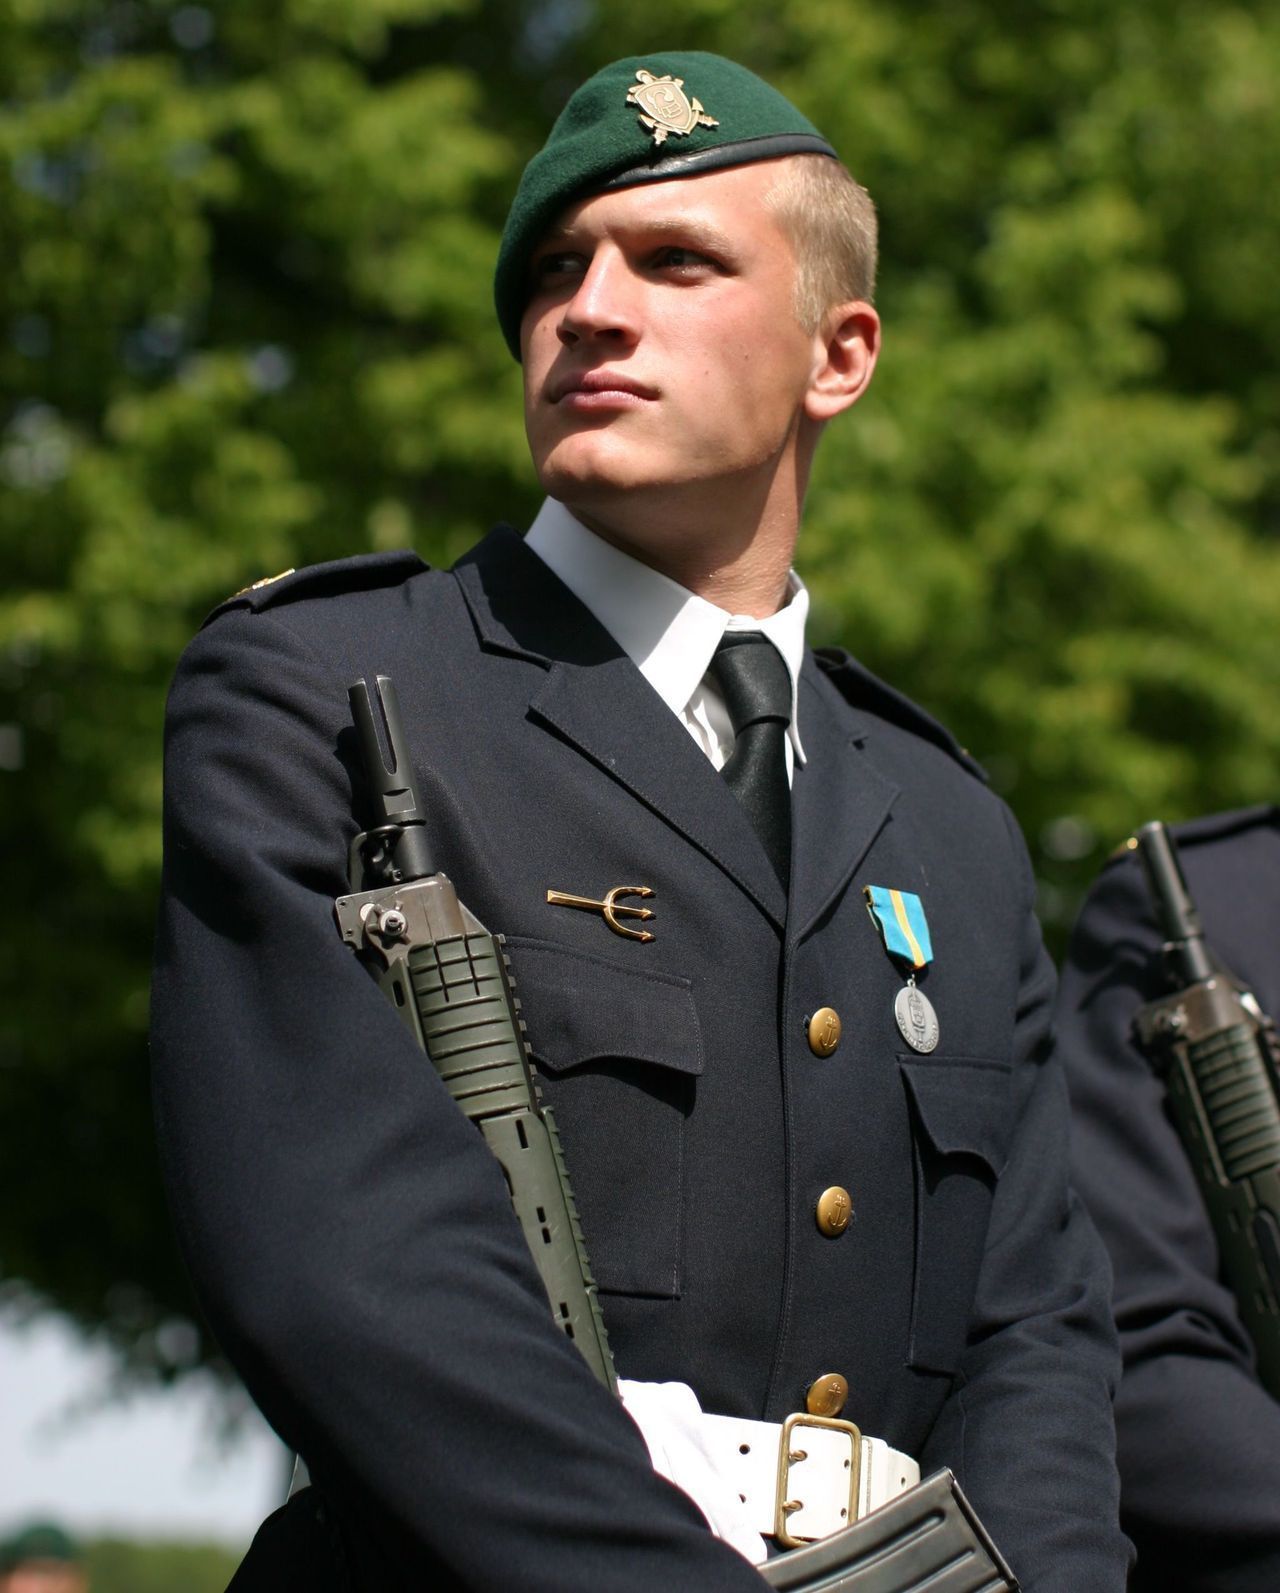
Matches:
[[765, 156, 878, 332]]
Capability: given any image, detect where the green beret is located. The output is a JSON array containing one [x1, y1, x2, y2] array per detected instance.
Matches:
[[494, 52, 837, 359], [0, 1521, 80, 1570]]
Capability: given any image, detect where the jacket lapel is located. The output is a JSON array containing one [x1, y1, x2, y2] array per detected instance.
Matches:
[[452, 527, 788, 928], [788, 658, 900, 946]]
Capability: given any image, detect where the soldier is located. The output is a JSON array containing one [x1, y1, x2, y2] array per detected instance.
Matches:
[[0, 1522, 87, 1593], [1057, 807, 1280, 1592], [152, 52, 1128, 1589]]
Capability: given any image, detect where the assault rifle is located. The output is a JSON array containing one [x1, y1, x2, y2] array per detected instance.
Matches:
[[336, 673, 613, 1386], [336, 673, 1017, 1592], [1132, 820, 1280, 1395]]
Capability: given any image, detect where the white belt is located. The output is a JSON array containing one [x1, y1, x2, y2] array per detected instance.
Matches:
[[698, 1411, 920, 1546]]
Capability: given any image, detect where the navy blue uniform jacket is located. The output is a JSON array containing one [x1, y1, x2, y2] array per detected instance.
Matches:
[[152, 527, 1127, 1590], [1057, 807, 1280, 1592]]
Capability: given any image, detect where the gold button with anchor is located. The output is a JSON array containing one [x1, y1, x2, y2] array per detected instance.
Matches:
[[815, 1186, 853, 1237], [807, 1007, 842, 1057], [806, 1373, 849, 1418]]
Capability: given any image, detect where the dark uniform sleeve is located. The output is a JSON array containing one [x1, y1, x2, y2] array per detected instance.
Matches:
[[1055, 850, 1280, 1592], [919, 807, 1131, 1591], [151, 607, 768, 1591]]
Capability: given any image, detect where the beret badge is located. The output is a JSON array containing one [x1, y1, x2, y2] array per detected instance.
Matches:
[[626, 68, 719, 145], [494, 53, 839, 358]]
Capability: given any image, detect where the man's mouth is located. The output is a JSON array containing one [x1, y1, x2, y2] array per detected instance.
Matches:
[[550, 370, 659, 407]]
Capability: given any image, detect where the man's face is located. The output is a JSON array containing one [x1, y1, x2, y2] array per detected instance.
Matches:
[[0, 1566, 87, 1593], [520, 160, 823, 523]]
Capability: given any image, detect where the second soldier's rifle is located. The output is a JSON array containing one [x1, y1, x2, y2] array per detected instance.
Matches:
[[337, 674, 1017, 1592], [1132, 820, 1280, 1395]]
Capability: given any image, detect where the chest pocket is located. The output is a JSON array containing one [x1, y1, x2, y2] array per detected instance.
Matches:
[[900, 1055, 1014, 1375], [504, 937, 703, 1300]]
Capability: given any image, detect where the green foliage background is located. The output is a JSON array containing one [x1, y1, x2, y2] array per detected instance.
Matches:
[[83, 1536, 241, 1592], [4, 0, 1280, 1380]]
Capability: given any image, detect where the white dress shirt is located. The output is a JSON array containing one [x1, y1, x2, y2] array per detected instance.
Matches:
[[525, 499, 808, 783]]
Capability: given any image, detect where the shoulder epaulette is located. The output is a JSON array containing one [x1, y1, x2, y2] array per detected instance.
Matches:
[[1104, 804, 1280, 868], [814, 646, 987, 782], [202, 549, 428, 628]]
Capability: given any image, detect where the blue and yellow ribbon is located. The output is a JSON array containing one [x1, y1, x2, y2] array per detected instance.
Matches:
[[864, 886, 933, 970]]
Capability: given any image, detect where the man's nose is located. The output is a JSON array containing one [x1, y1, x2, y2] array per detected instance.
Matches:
[[557, 249, 639, 347]]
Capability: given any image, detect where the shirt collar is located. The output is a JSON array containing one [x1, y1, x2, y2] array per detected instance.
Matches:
[[524, 498, 808, 767]]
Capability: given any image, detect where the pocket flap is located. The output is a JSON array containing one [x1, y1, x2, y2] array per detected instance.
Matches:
[[504, 937, 705, 1078], [899, 1056, 1013, 1177]]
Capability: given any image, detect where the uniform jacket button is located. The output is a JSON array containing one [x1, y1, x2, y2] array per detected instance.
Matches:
[[815, 1185, 853, 1237], [806, 1372, 849, 1417], [807, 1007, 842, 1057]]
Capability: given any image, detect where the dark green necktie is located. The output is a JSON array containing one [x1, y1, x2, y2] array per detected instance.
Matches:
[[707, 632, 792, 890]]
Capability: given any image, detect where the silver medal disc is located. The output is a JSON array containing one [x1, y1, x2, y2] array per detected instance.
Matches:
[[894, 983, 939, 1053]]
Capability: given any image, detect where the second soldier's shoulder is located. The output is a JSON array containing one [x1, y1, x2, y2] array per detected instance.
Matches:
[[1100, 805, 1280, 877], [1168, 804, 1280, 852]]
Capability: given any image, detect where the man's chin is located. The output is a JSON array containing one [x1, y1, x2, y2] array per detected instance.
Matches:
[[534, 446, 658, 505]]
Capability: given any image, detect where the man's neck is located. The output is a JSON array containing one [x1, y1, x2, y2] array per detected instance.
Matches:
[[564, 474, 804, 620], [524, 499, 811, 776]]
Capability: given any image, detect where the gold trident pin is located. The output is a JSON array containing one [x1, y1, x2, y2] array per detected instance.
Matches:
[[546, 885, 656, 942]]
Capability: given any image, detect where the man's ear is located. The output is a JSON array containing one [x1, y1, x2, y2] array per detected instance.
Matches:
[[804, 301, 880, 422]]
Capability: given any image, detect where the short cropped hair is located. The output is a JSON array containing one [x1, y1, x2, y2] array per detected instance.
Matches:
[[764, 157, 878, 332]]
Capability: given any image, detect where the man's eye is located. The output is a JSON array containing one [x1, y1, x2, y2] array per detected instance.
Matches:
[[532, 252, 585, 284], [653, 246, 711, 271]]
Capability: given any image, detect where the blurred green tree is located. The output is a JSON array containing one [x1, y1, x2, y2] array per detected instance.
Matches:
[[84, 1535, 241, 1592], [3, 0, 1280, 1376]]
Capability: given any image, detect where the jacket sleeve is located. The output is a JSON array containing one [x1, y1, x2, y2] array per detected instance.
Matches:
[[150, 606, 768, 1591], [919, 806, 1132, 1591], [1054, 853, 1280, 1592]]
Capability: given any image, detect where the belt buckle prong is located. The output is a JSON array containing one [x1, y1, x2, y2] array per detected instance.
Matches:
[[774, 1412, 862, 1549]]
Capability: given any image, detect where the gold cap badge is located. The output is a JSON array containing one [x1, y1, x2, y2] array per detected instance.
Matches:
[[626, 69, 719, 146]]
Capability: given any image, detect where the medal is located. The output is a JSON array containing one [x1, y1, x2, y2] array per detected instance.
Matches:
[[894, 979, 939, 1053], [864, 885, 941, 1053]]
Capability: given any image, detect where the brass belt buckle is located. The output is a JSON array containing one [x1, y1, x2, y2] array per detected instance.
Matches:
[[774, 1412, 862, 1548]]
